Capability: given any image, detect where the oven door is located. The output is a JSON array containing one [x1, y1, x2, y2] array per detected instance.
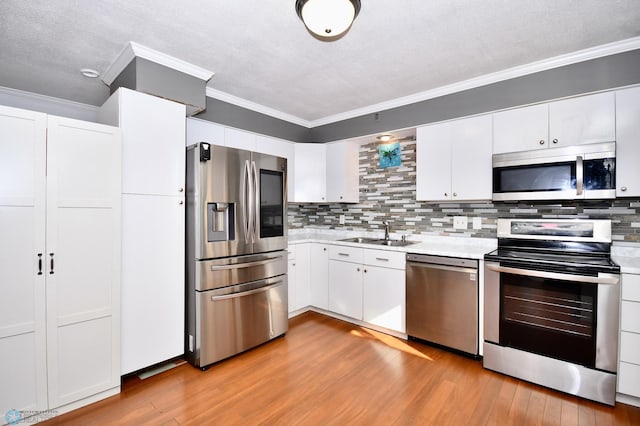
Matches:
[[484, 262, 619, 372]]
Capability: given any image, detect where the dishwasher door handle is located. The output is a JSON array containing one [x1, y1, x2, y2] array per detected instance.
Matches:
[[407, 261, 477, 275]]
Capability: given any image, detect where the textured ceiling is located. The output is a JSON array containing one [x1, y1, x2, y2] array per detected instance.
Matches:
[[1, 1, 639, 124]]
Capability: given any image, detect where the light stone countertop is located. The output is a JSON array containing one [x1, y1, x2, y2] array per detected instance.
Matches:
[[288, 229, 497, 260], [612, 243, 640, 275]]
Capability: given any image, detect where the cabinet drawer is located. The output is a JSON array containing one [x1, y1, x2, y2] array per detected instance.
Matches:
[[621, 300, 640, 333], [622, 273, 640, 302], [620, 331, 640, 364], [363, 249, 405, 270], [618, 362, 640, 398], [329, 245, 363, 263]]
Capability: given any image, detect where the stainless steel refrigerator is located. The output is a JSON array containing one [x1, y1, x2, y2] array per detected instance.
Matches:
[[185, 142, 288, 369]]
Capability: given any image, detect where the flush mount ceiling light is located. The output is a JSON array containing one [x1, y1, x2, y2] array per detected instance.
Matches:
[[80, 68, 100, 78], [376, 134, 394, 142], [295, 0, 361, 41]]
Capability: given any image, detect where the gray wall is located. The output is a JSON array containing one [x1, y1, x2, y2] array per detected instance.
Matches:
[[194, 48, 640, 143]]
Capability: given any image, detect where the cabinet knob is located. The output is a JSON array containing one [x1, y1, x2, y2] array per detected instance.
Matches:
[[453, 192, 457, 197], [621, 186, 628, 192], [322, 197, 325, 200], [444, 192, 448, 197], [323, 248, 327, 251], [357, 267, 360, 272], [552, 139, 558, 144], [179, 200, 184, 205], [364, 269, 367, 273], [179, 188, 184, 192], [340, 196, 343, 199], [539, 140, 545, 145]]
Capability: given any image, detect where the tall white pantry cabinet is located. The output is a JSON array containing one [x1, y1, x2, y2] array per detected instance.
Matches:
[[0, 105, 122, 416], [98, 88, 186, 375]]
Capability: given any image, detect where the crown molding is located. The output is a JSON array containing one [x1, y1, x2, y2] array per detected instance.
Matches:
[[308, 36, 640, 127], [206, 87, 312, 127], [0, 85, 99, 120], [102, 41, 214, 86]]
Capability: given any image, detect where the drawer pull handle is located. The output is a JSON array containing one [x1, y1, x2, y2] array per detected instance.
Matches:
[[375, 257, 389, 262], [338, 253, 350, 256]]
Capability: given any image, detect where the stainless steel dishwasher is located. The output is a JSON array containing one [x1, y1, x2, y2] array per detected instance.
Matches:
[[406, 253, 479, 356]]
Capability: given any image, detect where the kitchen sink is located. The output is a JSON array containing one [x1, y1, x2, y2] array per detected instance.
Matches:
[[338, 237, 418, 247]]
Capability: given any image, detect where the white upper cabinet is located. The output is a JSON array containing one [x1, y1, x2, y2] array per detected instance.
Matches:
[[293, 143, 327, 202], [493, 103, 548, 153], [549, 92, 615, 147], [615, 86, 640, 197], [224, 127, 257, 151], [99, 88, 186, 196], [493, 92, 615, 154], [326, 141, 360, 203], [186, 118, 224, 147], [417, 114, 493, 202]]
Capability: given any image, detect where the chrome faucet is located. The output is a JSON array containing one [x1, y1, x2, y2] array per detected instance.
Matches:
[[383, 221, 390, 241]]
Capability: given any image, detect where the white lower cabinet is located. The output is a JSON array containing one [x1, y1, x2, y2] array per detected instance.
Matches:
[[120, 194, 184, 374], [310, 244, 330, 310], [329, 257, 364, 320], [287, 246, 297, 313], [328, 245, 406, 333], [618, 273, 640, 401], [0, 106, 121, 417], [362, 250, 406, 333], [287, 243, 311, 313]]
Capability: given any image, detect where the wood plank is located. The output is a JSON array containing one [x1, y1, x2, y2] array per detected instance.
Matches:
[[40, 312, 640, 425]]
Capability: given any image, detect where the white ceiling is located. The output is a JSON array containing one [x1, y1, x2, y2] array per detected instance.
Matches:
[[1, 1, 639, 126]]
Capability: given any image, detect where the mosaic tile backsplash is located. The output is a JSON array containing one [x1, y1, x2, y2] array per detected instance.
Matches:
[[288, 140, 640, 242]]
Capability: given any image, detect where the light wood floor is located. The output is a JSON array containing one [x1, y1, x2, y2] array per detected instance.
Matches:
[[44, 312, 640, 425]]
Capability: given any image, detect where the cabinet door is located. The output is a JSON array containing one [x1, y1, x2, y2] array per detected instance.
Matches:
[[326, 141, 360, 203], [310, 244, 330, 310], [328, 260, 363, 320], [225, 127, 256, 151], [0, 106, 48, 414], [186, 118, 225, 147], [416, 123, 452, 201], [120, 194, 185, 375], [493, 103, 549, 153], [549, 92, 615, 147], [451, 114, 493, 201], [45, 116, 121, 407], [294, 243, 312, 310], [118, 88, 186, 196], [615, 86, 640, 197], [287, 259, 297, 313], [363, 266, 406, 333], [293, 143, 327, 202]]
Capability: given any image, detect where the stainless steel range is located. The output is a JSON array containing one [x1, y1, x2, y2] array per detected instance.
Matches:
[[483, 218, 620, 405]]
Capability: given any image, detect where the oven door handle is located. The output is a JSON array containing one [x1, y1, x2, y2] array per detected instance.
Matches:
[[486, 264, 619, 285]]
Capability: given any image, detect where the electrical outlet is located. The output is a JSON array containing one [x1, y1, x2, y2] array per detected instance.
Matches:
[[472, 217, 482, 230], [339, 215, 345, 225], [453, 216, 468, 229]]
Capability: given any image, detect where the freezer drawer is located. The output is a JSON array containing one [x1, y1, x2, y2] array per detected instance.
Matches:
[[190, 276, 288, 368]]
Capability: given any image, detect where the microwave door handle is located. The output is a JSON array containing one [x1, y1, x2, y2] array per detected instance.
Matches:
[[252, 161, 259, 243], [576, 155, 584, 196], [242, 159, 251, 244]]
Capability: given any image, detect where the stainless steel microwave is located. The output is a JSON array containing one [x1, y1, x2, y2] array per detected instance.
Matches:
[[492, 142, 616, 201]]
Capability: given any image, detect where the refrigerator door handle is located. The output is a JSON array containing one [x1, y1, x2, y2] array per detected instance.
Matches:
[[252, 160, 259, 243], [242, 159, 251, 244]]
